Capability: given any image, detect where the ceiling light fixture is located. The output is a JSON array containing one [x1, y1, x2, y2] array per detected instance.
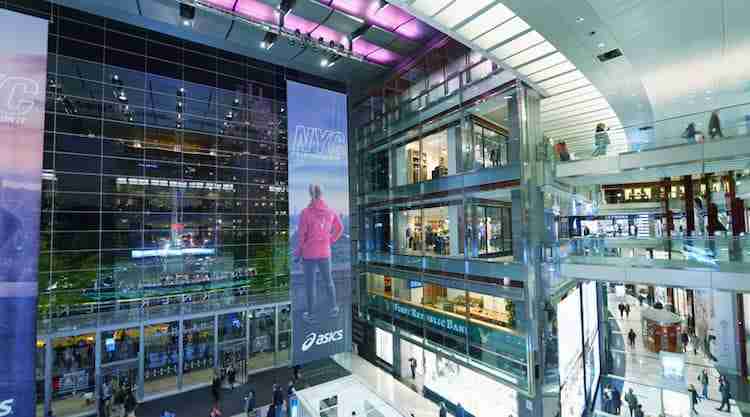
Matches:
[[576, 16, 585, 23], [597, 42, 606, 48], [262, 32, 278, 50], [370, 0, 389, 14], [179, 3, 196, 27]]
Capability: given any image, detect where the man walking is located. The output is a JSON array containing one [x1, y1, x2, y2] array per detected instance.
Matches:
[[619, 303, 625, 319], [688, 384, 699, 415], [625, 304, 631, 319], [628, 329, 637, 349], [612, 386, 622, 415], [273, 384, 285, 417], [624, 388, 638, 417], [699, 369, 709, 400], [717, 376, 732, 413]]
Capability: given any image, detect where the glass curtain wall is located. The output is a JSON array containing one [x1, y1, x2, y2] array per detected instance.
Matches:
[[4, 0, 343, 412], [22, 0, 321, 331], [355, 41, 514, 196]]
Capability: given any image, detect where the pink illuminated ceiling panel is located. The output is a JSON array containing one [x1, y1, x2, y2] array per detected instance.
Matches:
[[234, 0, 278, 24], [367, 47, 401, 65], [329, 0, 367, 16], [367, 4, 412, 31], [203, 0, 237, 11], [327, 1, 432, 41], [352, 37, 380, 56]]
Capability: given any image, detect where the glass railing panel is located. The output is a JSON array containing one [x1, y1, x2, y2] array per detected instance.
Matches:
[[554, 101, 750, 164], [561, 236, 750, 271], [466, 259, 525, 281]]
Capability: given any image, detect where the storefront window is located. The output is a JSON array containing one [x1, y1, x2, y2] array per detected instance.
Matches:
[[277, 306, 291, 364], [219, 312, 246, 342], [248, 308, 275, 371], [182, 317, 215, 388], [51, 334, 96, 417], [102, 327, 140, 364], [144, 321, 178, 396], [395, 140, 422, 186], [467, 205, 512, 258], [394, 205, 464, 258]]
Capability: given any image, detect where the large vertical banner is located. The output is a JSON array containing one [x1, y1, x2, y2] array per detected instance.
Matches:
[[0, 8, 48, 417], [287, 81, 350, 365]]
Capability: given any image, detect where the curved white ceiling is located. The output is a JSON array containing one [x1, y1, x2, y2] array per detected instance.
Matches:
[[388, 0, 630, 157]]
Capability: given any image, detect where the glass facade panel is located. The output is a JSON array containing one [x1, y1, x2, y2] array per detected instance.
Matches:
[[102, 327, 140, 364], [144, 322, 179, 396], [51, 334, 96, 417], [182, 318, 215, 388], [247, 308, 276, 371]]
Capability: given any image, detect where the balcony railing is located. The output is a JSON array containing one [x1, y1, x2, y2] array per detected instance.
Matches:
[[560, 236, 750, 271], [38, 290, 289, 335], [554, 101, 750, 164], [363, 251, 526, 282]]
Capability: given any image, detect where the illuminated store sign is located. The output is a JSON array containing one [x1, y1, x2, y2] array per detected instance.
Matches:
[[389, 299, 468, 336]]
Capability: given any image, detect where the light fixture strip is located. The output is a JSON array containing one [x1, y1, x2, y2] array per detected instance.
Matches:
[[173, 0, 386, 68]]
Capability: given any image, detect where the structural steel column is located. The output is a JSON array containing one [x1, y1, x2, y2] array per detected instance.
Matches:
[[138, 322, 145, 400], [95, 331, 102, 417], [514, 83, 547, 416], [44, 336, 53, 417], [683, 175, 695, 236], [178, 319, 184, 389], [214, 315, 219, 371]]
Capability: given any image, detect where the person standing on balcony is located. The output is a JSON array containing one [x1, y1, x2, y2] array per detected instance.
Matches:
[[593, 123, 610, 157], [709, 111, 724, 139], [683, 123, 703, 144]]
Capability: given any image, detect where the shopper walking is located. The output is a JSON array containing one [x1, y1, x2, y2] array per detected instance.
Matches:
[[699, 369, 709, 400], [634, 405, 644, 417], [439, 403, 447, 417], [625, 304, 631, 319], [456, 403, 465, 417], [228, 365, 236, 390], [295, 184, 344, 322], [708, 111, 724, 140], [612, 386, 622, 415], [592, 123, 611, 157], [624, 388, 638, 417], [603, 384, 613, 414], [682, 332, 690, 353], [618, 303, 625, 319], [245, 388, 257, 417], [409, 357, 417, 380], [627, 329, 637, 349], [688, 384, 699, 414], [717, 376, 732, 412], [124, 390, 137, 417], [273, 384, 285, 417], [211, 370, 222, 403]]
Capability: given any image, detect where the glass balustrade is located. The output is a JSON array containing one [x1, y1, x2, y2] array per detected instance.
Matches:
[[560, 236, 750, 271], [553, 101, 750, 164]]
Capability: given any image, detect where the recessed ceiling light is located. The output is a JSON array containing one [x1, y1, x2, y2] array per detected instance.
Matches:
[[705, 90, 712, 94], [576, 17, 585, 23], [597, 42, 606, 48]]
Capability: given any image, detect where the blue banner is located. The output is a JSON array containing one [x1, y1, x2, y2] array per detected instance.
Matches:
[[287, 81, 350, 365], [0, 8, 48, 417]]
